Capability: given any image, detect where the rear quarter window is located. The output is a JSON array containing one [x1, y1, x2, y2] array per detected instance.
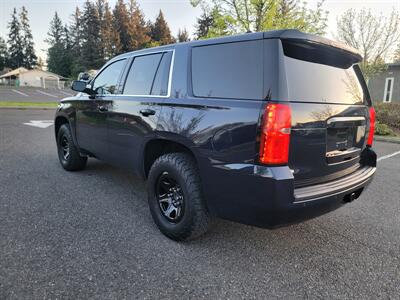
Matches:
[[191, 40, 263, 100]]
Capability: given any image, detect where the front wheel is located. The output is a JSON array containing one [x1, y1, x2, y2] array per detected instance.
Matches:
[[147, 153, 210, 241], [56, 124, 87, 171]]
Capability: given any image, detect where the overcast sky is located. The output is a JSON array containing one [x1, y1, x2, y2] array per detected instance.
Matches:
[[1, 0, 399, 60]]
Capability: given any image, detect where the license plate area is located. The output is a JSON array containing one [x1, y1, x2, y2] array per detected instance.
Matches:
[[326, 117, 366, 164], [327, 127, 355, 151]]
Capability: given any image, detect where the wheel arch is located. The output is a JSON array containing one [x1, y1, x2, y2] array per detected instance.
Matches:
[[55, 116, 69, 136], [143, 138, 199, 179]]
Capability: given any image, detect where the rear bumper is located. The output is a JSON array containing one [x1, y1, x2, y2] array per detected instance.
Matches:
[[203, 150, 376, 228]]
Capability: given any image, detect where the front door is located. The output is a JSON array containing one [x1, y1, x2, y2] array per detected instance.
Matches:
[[75, 59, 127, 160]]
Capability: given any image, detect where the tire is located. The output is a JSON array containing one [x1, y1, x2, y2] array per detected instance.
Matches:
[[56, 124, 87, 171], [147, 153, 210, 241]]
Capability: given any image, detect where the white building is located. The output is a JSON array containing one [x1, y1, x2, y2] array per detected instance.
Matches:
[[0, 67, 66, 88]]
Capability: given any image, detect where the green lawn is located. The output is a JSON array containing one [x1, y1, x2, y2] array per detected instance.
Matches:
[[0, 101, 58, 108]]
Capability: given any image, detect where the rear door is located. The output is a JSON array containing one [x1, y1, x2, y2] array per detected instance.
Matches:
[[106, 51, 173, 173], [275, 39, 372, 186]]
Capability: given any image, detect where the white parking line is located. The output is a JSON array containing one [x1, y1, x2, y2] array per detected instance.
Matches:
[[36, 90, 59, 98], [378, 151, 400, 162], [12, 89, 29, 97], [23, 120, 54, 128], [59, 90, 73, 96]]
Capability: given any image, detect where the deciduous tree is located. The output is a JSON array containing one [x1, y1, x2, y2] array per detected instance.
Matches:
[[191, 0, 328, 36], [336, 9, 400, 79], [393, 44, 400, 63]]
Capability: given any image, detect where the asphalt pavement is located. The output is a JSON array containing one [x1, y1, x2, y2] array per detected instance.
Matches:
[[0, 86, 74, 102], [1, 109, 400, 299]]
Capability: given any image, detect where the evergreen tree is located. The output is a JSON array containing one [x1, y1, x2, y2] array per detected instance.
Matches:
[[96, 0, 106, 21], [177, 28, 190, 42], [46, 12, 71, 77], [97, 0, 106, 59], [128, 0, 151, 50], [80, 0, 103, 69], [0, 37, 8, 70], [150, 10, 175, 45], [70, 7, 82, 57], [7, 8, 24, 69], [20, 6, 37, 69], [46, 12, 64, 45], [194, 11, 215, 39], [102, 2, 120, 59], [113, 0, 131, 53], [69, 7, 84, 76]]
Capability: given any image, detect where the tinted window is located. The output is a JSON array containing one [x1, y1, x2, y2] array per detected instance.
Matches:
[[123, 53, 162, 95], [151, 52, 172, 96], [284, 56, 364, 104], [92, 59, 126, 95], [192, 40, 263, 100]]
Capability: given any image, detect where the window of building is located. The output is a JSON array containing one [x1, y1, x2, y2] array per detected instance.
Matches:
[[383, 77, 394, 102]]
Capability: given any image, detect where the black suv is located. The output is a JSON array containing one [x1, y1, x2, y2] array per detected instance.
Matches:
[[55, 30, 377, 241]]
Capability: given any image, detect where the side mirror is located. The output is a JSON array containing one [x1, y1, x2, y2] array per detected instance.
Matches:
[[71, 80, 95, 95]]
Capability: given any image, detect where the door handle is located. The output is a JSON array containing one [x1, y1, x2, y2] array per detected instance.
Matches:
[[140, 109, 156, 117], [98, 105, 108, 112]]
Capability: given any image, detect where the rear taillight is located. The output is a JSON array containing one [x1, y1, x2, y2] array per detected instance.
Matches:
[[367, 107, 375, 146], [259, 103, 291, 165]]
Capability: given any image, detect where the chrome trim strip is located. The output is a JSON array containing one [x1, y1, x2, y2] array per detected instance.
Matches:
[[326, 116, 365, 125]]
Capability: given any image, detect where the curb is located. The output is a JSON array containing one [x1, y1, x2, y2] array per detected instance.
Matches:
[[0, 106, 56, 110], [375, 135, 400, 144]]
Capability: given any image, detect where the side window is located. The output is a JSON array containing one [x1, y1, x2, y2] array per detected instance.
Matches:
[[92, 59, 126, 95], [123, 53, 163, 95], [151, 52, 172, 96], [191, 40, 263, 100]]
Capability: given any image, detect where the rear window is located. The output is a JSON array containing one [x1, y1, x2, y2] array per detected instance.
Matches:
[[284, 56, 364, 104], [191, 40, 263, 100]]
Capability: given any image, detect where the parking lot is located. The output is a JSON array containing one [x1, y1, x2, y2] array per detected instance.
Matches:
[[1, 109, 400, 298], [0, 86, 73, 102]]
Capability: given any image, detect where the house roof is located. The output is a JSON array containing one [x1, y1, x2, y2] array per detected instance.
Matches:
[[0, 67, 28, 78], [0, 67, 65, 79]]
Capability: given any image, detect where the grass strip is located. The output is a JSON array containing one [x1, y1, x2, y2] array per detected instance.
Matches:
[[0, 101, 58, 108]]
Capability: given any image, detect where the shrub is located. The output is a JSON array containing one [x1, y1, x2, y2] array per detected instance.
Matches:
[[374, 102, 400, 131], [375, 121, 395, 136]]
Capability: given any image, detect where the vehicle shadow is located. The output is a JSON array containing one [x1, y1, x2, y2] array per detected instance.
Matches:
[[78, 158, 326, 244]]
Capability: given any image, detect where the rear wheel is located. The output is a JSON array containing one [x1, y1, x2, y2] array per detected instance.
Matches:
[[147, 153, 210, 241], [56, 124, 87, 171]]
